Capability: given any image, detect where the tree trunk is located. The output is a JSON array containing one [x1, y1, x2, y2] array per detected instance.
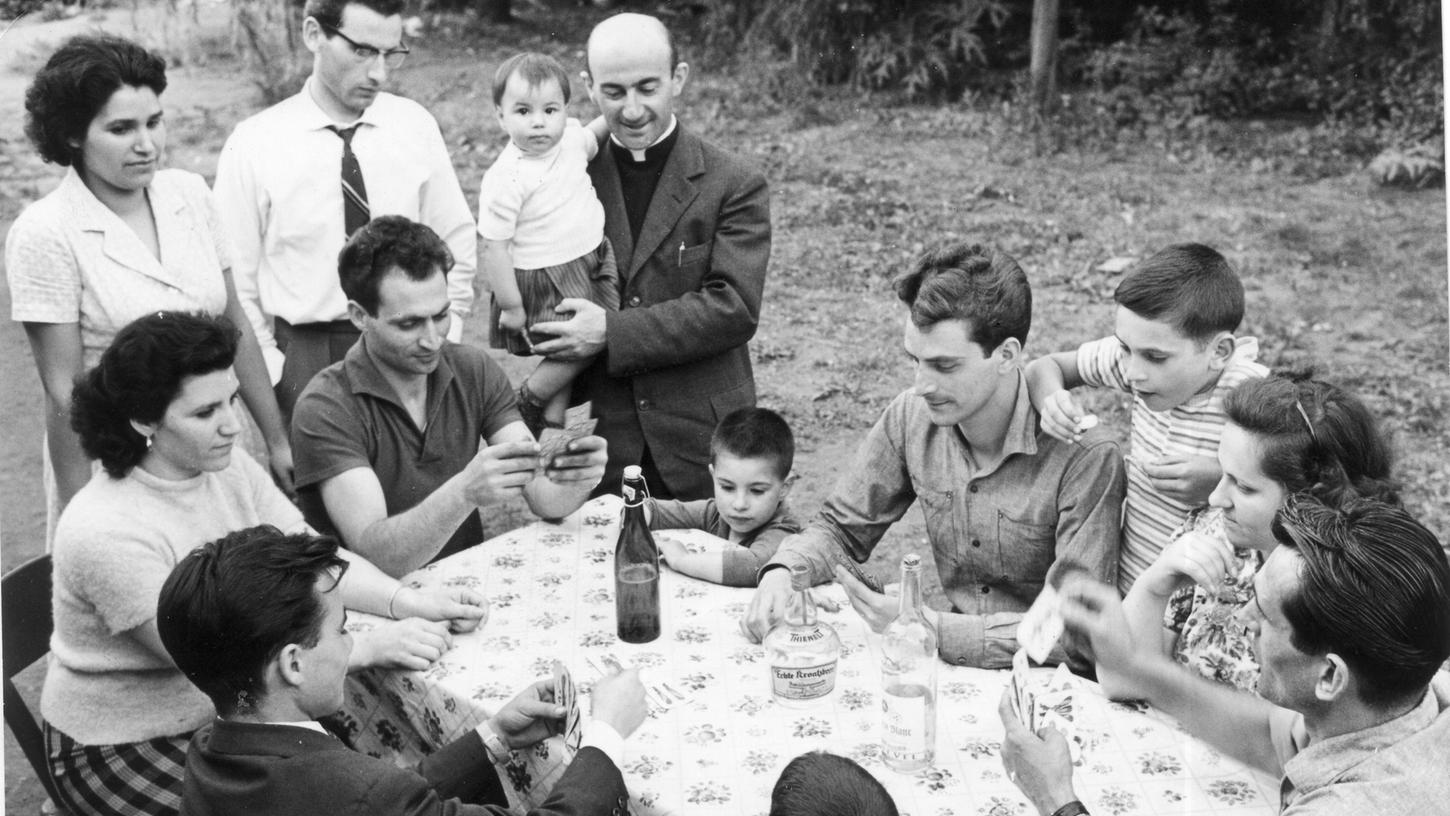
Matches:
[[1028, 0, 1060, 128]]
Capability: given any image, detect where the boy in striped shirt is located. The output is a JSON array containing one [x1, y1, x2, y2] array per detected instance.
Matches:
[[1025, 244, 1267, 594]]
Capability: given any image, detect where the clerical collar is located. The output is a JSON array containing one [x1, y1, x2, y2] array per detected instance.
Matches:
[[610, 116, 679, 163]]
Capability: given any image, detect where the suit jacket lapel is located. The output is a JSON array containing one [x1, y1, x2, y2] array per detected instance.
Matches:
[[591, 146, 635, 277], [629, 129, 703, 279]]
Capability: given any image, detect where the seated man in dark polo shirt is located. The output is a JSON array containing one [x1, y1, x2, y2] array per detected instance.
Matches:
[[292, 216, 609, 576]]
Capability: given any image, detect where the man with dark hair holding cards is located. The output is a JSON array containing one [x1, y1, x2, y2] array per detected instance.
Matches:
[[743, 242, 1125, 669], [159, 525, 647, 816], [292, 216, 609, 577]]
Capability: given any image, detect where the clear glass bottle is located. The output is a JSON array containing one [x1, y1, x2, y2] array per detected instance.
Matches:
[[881, 553, 938, 771], [614, 466, 660, 643], [765, 564, 841, 707]]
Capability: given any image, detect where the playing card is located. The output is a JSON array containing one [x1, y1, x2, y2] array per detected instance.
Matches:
[[1010, 647, 1034, 732], [826, 541, 884, 593], [1033, 664, 1083, 764], [1017, 583, 1065, 663], [537, 418, 598, 474], [553, 660, 582, 754]]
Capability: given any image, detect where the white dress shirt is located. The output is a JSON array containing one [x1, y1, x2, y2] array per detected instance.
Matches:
[[213, 80, 477, 381]]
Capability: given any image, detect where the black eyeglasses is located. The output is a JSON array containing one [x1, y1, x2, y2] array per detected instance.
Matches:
[[319, 21, 409, 69]]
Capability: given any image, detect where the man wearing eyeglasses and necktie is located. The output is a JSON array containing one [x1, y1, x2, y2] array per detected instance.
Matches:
[[214, 0, 476, 421]]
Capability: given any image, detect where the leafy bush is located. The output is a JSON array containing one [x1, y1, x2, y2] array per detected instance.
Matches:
[[693, 0, 1010, 101]]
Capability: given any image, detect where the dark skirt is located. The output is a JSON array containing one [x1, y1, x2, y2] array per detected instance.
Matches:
[[45, 721, 192, 816], [489, 238, 620, 356]]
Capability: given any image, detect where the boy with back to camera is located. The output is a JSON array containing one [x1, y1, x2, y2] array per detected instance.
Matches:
[[645, 407, 802, 587], [477, 52, 615, 435], [769, 751, 899, 816], [1026, 243, 1267, 594]]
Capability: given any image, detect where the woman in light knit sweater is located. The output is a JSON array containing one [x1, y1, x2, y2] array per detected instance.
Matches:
[[43, 312, 488, 816]]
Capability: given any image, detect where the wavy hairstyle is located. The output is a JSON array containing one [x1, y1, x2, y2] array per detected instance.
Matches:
[[24, 34, 167, 167], [1224, 370, 1398, 508], [157, 525, 349, 717], [1271, 496, 1450, 708], [893, 242, 1031, 352], [70, 312, 239, 478]]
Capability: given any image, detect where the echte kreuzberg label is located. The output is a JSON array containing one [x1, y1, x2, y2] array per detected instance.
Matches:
[[770, 661, 838, 700]]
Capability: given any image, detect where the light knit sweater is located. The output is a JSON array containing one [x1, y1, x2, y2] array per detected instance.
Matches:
[[42, 450, 305, 745]]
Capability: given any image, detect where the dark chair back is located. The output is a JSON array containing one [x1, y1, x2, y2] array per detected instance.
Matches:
[[4, 554, 69, 808]]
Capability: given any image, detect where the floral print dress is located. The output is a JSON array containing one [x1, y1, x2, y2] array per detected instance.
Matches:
[[1161, 508, 1264, 692]]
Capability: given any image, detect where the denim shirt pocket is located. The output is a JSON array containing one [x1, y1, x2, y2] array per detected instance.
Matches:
[[915, 486, 957, 558], [995, 510, 1056, 583]]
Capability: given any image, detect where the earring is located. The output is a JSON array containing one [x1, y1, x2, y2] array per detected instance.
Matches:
[[144, 435, 153, 449]]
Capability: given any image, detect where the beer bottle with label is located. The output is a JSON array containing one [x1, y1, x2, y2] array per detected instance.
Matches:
[[615, 465, 660, 643], [881, 553, 937, 771], [765, 563, 840, 706]]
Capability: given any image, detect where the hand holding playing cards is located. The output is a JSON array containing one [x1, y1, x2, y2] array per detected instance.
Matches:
[[539, 433, 607, 486], [836, 566, 899, 633], [589, 666, 648, 739], [998, 689, 1079, 816], [489, 680, 568, 749], [395, 586, 489, 634], [461, 440, 542, 506]]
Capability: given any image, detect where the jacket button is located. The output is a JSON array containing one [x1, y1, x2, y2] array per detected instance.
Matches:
[[638, 399, 651, 411], [969, 484, 979, 493], [628, 296, 641, 307]]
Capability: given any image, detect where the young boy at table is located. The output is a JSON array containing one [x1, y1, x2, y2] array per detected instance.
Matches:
[[769, 751, 899, 816], [1025, 244, 1267, 594], [158, 525, 648, 816], [645, 407, 802, 587]]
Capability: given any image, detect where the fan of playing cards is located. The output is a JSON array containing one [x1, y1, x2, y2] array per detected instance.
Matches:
[[1007, 568, 1087, 763], [553, 661, 583, 754]]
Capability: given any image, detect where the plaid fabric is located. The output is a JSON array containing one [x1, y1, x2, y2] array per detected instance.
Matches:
[[490, 239, 620, 355], [45, 721, 191, 816]]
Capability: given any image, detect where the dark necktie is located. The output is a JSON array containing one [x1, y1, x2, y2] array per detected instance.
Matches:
[[330, 125, 370, 237]]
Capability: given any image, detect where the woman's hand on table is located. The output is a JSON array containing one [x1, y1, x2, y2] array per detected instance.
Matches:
[[349, 618, 454, 672], [396, 586, 489, 634], [998, 690, 1079, 816], [541, 434, 607, 485]]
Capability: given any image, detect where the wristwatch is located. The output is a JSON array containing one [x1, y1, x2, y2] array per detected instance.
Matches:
[[478, 721, 510, 763], [1050, 801, 1090, 816]]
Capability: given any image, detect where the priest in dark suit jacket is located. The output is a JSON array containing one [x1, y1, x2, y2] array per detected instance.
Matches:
[[156, 525, 647, 816], [531, 12, 772, 500]]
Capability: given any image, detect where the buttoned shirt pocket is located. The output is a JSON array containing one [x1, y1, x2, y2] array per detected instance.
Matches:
[[915, 486, 958, 550], [995, 510, 1056, 585]]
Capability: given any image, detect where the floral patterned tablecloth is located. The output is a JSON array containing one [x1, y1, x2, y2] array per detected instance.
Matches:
[[341, 496, 1278, 816]]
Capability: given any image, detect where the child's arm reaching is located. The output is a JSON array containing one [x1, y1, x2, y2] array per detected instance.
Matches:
[[645, 498, 735, 586], [582, 116, 609, 161], [1025, 350, 1093, 443], [479, 238, 527, 334]]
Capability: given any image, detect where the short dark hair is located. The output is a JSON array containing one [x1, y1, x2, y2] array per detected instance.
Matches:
[[710, 407, 794, 480], [769, 751, 899, 816], [894, 242, 1032, 351], [303, 0, 405, 32], [338, 215, 453, 315], [1113, 243, 1244, 342], [157, 525, 350, 717], [1271, 496, 1450, 709], [1225, 371, 1398, 507], [24, 34, 167, 167], [70, 312, 239, 478], [492, 52, 572, 107]]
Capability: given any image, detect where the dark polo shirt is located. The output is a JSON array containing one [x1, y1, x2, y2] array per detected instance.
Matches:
[[292, 337, 520, 563]]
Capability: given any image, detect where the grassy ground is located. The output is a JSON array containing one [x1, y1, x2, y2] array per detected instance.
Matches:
[[2, 3, 1446, 812]]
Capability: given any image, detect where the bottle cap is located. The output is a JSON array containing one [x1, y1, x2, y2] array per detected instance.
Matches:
[[623, 465, 643, 480], [902, 553, 921, 569]]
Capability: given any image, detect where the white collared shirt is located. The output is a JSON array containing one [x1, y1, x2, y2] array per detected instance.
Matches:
[[7, 167, 230, 369], [213, 80, 477, 381]]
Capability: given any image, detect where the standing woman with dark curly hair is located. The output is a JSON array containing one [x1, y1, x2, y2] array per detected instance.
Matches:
[[5, 34, 292, 544], [45, 311, 486, 816]]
